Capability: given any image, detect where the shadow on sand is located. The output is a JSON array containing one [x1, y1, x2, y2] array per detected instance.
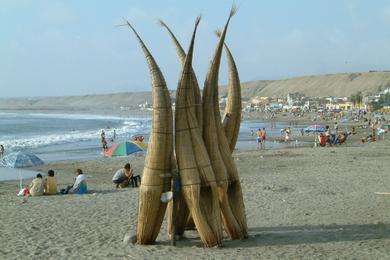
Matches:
[[160, 223, 390, 248]]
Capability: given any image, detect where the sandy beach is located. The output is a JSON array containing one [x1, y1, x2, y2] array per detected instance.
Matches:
[[0, 135, 389, 259]]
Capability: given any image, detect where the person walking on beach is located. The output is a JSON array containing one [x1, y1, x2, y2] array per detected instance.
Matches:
[[260, 128, 267, 149], [256, 128, 262, 149], [0, 145, 4, 158], [100, 130, 108, 152]]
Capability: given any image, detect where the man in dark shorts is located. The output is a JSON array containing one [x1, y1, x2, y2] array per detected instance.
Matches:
[[112, 163, 140, 188]]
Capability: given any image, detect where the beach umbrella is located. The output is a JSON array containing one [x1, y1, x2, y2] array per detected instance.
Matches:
[[129, 140, 148, 150], [0, 151, 44, 168], [105, 141, 145, 157], [304, 125, 326, 133]]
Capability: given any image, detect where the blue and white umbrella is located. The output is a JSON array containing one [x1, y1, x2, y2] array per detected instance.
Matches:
[[304, 125, 326, 133], [0, 151, 44, 168]]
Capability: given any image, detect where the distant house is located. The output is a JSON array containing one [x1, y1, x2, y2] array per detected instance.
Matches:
[[138, 101, 151, 109], [287, 92, 305, 107]]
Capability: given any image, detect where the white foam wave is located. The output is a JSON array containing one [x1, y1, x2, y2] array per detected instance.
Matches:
[[0, 119, 151, 151]]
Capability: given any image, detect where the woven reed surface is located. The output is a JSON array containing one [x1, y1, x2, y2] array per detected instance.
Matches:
[[125, 21, 173, 244], [222, 43, 242, 153], [174, 18, 223, 247]]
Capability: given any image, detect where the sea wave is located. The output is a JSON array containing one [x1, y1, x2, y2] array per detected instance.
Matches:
[[0, 118, 151, 151]]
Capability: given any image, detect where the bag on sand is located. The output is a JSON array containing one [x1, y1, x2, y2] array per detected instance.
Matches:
[[17, 188, 30, 197]]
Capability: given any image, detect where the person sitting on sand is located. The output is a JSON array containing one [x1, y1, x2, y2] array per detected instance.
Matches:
[[61, 169, 87, 194], [336, 132, 349, 144], [112, 163, 140, 188], [29, 173, 45, 196], [318, 133, 327, 147], [44, 169, 57, 195]]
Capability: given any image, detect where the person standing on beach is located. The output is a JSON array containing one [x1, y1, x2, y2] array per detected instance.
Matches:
[[284, 127, 291, 142], [100, 130, 108, 152], [0, 145, 4, 158], [256, 128, 262, 149], [260, 128, 267, 149]]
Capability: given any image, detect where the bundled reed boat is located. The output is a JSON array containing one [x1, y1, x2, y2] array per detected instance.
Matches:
[[202, 7, 248, 239], [125, 21, 173, 244], [174, 17, 223, 247]]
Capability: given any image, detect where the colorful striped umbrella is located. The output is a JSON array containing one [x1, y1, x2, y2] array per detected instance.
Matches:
[[105, 141, 145, 157]]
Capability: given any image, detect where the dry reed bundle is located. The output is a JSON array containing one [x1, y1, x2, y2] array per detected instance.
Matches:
[[166, 151, 190, 239], [159, 20, 198, 236], [211, 21, 248, 240], [202, 7, 246, 239], [174, 16, 223, 247], [215, 30, 242, 153], [159, 20, 203, 130], [125, 20, 173, 244]]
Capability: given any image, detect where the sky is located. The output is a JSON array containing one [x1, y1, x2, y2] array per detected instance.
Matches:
[[1, 0, 390, 97]]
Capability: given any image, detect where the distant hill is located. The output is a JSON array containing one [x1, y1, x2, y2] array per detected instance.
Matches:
[[237, 71, 390, 98], [1, 71, 389, 111]]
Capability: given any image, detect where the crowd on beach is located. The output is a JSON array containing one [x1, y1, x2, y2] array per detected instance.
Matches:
[[250, 109, 389, 149], [18, 163, 141, 198]]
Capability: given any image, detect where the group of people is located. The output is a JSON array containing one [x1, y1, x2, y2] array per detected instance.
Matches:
[[132, 136, 145, 142], [318, 124, 348, 147], [21, 168, 87, 197], [20, 163, 141, 197], [100, 129, 121, 152]]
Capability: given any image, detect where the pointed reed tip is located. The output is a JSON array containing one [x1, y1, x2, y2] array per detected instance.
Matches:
[[158, 19, 166, 28], [230, 4, 237, 17], [214, 29, 222, 38], [195, 15, 202, 26]]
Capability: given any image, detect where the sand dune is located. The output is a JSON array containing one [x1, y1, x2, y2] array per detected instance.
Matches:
[[1, 71, 389, 111]]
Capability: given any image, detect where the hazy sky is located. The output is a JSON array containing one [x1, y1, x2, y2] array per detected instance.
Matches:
[[1, 0, 390, 97]]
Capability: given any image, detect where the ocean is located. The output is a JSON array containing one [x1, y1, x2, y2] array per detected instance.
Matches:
[[0, 111, 151, 162], [0, 111, 310, 181]]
